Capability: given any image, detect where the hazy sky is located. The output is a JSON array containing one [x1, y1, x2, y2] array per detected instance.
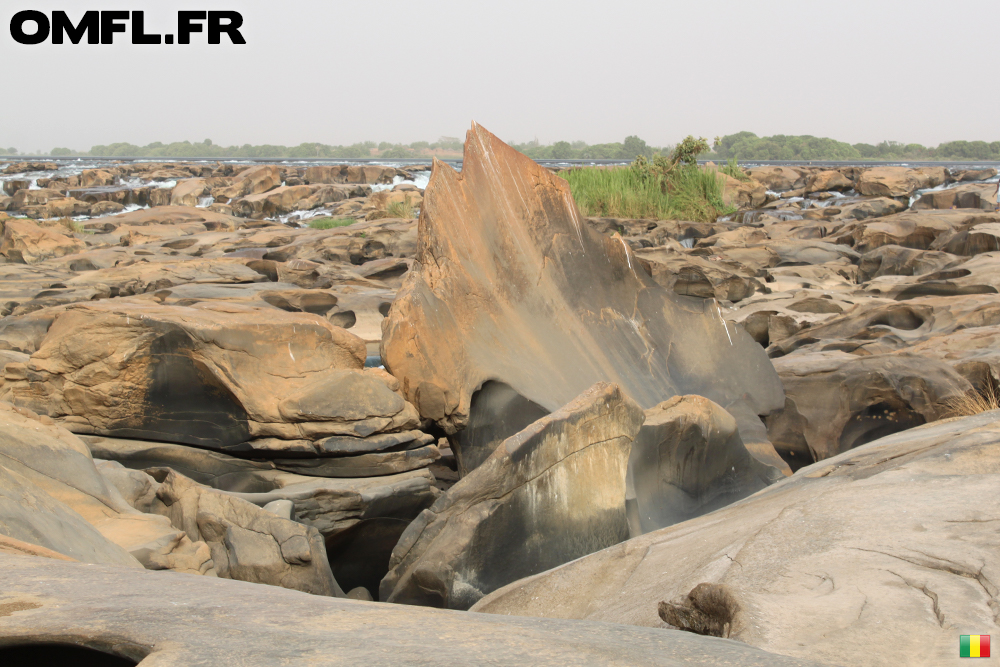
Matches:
[[2, 0, 998, 152]]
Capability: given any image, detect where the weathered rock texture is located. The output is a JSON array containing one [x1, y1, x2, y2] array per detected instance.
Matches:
[[0, 401, 340, 594], [1, 300, 423, 460], [1, 220, 85, 264], [380, 382, 643, 610], [85, 434, 438, 596], [0, 402, 183, 570], [381, 123, 784, 474], [626, 395, 782, 536], [473, 411, 1000, 666], [0, 555, 820, 667], [148, 469, 341, 596]]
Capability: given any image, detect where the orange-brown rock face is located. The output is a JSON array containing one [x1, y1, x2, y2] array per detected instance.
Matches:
[[381, 123, 784, 471]]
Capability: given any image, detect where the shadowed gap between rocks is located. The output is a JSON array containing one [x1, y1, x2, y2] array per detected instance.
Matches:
[[325, 517, 411, 600], [0, 643, 142, 666], [449, 381, 549, 475]]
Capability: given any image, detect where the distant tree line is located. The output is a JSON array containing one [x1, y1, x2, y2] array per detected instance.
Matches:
[[44, 137, 467, 159], [10, 132, 1000, 161], [712, 132, 1000, 161]]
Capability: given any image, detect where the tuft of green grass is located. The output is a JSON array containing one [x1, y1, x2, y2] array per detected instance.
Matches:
[[560, 159, 736, 222], [58, 218, 85, 234], [386, 194, 416, 219], [720, 158, 750, 182], [307, 217, 355, 229]]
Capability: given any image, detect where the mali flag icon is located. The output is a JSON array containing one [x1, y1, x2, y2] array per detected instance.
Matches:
[[961, 635, 990, 658]]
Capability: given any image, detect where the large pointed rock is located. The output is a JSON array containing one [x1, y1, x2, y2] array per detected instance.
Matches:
[[381, 124, 784, 473], [380, 382, 644, 610]]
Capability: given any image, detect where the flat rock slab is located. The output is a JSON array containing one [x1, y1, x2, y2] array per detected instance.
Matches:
[[0, 554, 820, 667]]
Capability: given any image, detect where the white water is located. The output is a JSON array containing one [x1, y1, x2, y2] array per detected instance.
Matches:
[[371, 172, 431, 193]]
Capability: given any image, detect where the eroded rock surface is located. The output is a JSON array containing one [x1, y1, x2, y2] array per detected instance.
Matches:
[[0, 300, 424, 461], [626, 395, 782, 536], [0, 554, 820, 666], [380, 382, 643, 609], [381, 124, 785, 474], [473, 411, 1000, 666]]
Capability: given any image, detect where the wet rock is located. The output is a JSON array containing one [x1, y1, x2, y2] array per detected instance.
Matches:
[[912, 182, 997, 211], [381, 124, 784, 471], [472, 410, 1000, 666], [952, 167, 997, 182], [380, 382, 643, 610], [2, 180, 30, 196], [626, 395, 782, 537], [855, 166, 930, 198]]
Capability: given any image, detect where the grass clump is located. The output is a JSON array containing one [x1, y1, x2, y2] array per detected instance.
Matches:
[[386, 194, 416, 219], [720, 158, 750, 182], [56, 218, 85, 234], [307, 217, 355, 229], [560, 137, 736, 222]]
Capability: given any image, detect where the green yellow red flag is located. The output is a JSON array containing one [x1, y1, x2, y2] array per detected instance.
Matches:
[[961, 635, 990, 658]]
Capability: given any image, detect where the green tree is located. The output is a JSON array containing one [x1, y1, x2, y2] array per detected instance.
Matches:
[[551, 141, 575, 159]]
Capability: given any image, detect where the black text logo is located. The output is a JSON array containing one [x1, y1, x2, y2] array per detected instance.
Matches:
[[9, 10, 245, 45]]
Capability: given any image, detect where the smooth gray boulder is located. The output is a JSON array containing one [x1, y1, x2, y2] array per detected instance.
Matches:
[[380, 382, 644, 610], [0, 554, 821, 666], [474, 410, 1000, 666], [626, 395, 782, 536]]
